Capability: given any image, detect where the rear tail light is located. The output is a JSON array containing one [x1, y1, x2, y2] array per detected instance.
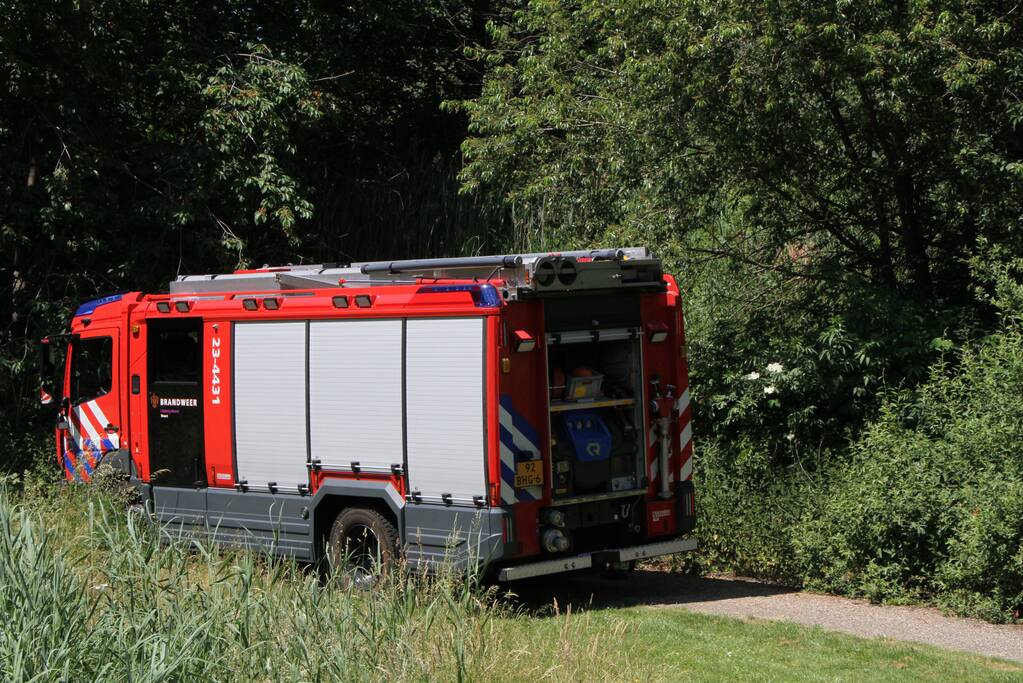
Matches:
[[677, 480, 696, 533], [648, 323, 669, 343], [513, 330, 536, 352]]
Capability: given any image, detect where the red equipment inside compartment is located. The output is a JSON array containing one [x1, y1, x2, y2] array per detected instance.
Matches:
[[646, 499, 677, 536]]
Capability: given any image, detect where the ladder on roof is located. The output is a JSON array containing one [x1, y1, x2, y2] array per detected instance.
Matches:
[[169, 247, 665, 299]]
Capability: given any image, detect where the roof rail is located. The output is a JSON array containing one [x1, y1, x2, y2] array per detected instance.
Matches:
[[169, 247, 664, 299], [360, 254, 523, 274]]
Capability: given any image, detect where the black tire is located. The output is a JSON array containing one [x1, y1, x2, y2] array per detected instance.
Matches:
[[326, 507, 399, 589]]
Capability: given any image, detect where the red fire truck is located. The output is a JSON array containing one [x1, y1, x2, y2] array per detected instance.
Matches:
[[40, 248, 696, 581]]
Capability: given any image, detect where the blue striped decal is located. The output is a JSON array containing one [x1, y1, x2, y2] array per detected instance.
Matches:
[[77, 438, 97, 474], [64, 436, 92, 476], [498, 395, 541, 503], [498, 425, 521, 453], [62, 454, 78, 481], [500, 461, 518, 492], [499, 394, 542, 447]]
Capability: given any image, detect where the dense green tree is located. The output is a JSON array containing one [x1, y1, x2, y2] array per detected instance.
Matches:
[[457, 0, 1023, 450], [0, 1, 503, 443]]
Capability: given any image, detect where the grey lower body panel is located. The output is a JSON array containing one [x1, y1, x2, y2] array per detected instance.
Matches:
[[147, 484, 315, 561], [497, 537, 698, 582], [144, 483, 506, 569], [151, 486, 206, 527], [141, 483, 689, 580], [402, 503, 506, 573], [206, 489, 314, 560]]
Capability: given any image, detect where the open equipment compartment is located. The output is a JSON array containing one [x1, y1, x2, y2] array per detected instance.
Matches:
[[544, 293, 647, 508]]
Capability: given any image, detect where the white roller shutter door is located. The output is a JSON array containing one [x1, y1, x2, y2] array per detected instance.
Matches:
[[233, 322, 308, 491], [406, 317, 487, 503], [309, 319, 403, 471]]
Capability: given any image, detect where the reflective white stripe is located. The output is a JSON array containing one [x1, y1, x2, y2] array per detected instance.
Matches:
[[86, 399, 109, 429], [648, 418, 659, 482], [648, 453, 675, 483], [498, 442, 516, 505], [499, 406, 538, 455], [75, 405, 103, 446], [679, 419, 693, 480], [67, 413, 84, 455], [498, 406, 517, 505], [675, 388, 690, 414], [649, 418, 693, 484], [680, 456, 694, 481], [85, 400, 119, 448]]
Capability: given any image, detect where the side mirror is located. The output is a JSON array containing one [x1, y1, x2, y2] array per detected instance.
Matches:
[[37, 336, 67, 413], [37, 337, 57, 405]]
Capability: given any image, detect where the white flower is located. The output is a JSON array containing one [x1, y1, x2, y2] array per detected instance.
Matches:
[[764, 385, 777, 395], [786, 433, 795, 441], [766, 362, 784, 374], [743, 371, 761, 381]]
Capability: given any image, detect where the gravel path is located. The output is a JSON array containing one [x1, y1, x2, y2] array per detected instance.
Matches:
[[509, 570, 1023, 662]]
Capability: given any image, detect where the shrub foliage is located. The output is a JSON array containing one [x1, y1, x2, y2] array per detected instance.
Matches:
[[793, 264, 1023, 620]]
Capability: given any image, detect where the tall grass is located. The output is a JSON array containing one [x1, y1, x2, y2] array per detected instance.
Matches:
[[0, 480, 505, 682], [3, 477, 1022, 682]]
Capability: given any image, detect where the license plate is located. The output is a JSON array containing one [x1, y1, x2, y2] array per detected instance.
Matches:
[[515, 460, 544, 488]]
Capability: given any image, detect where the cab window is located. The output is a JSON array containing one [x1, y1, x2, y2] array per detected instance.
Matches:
[[149, 325, 200, 383], [72, 336, 113, 403]]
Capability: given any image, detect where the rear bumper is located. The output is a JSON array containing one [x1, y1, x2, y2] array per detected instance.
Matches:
[[496, 537, 697, 582]]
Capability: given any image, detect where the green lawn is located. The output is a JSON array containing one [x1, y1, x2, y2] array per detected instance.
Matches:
[[492, 606, 1022, 682]]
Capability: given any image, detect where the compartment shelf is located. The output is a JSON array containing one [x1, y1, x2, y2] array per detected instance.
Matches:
[[549, 397, 635, 413]]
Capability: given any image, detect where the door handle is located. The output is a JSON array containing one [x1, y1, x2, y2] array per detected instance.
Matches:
[[105, 423, 119, 433]]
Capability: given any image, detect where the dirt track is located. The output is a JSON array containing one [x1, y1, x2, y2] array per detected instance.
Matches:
[[508, 570, 1023, 663]]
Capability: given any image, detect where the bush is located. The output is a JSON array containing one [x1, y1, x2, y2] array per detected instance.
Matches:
[[794, 314, 1023, 621], [686, 439, 812, 583], [683, 255, 1023, 622]]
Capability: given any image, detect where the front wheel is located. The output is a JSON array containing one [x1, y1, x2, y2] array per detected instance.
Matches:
[[326, 507, 399, 589]]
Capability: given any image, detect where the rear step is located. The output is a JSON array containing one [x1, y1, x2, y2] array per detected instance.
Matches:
[[496, 537, 697, 581]]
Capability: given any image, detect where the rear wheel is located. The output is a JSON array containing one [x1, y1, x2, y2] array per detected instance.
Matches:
[[326, 507, 399, 589]]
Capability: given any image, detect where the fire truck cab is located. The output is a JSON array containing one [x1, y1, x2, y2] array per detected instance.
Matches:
[[42, 248, 696, 581]]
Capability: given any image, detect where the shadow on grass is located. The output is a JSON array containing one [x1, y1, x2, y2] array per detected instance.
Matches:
[[498, 569, 797, 615]]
